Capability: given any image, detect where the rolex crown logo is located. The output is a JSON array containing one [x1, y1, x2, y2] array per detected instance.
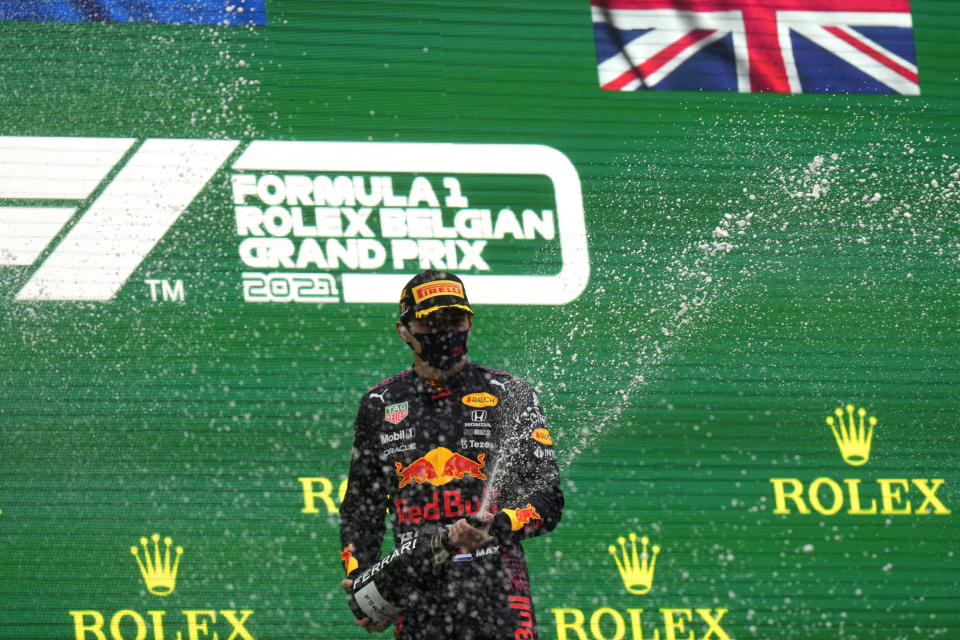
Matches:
[[826, 404, 876, 466], [608, 532, 659, 595], [131, 533, 183, 596]]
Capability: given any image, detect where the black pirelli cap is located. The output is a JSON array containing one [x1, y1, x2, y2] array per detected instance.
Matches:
[[398, 270, 474, 322]]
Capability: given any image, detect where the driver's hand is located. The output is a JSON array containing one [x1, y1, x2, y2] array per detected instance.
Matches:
[[448, 512, 493, 551]]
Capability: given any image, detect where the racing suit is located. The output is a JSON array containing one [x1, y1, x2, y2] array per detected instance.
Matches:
[[339, 362, 563, 640]]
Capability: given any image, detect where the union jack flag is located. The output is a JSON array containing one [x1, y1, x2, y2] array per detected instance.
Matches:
[[592, 0, 918, 94]]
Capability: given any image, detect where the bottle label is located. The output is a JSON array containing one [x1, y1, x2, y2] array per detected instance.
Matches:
[[354, 580, 402, 623]]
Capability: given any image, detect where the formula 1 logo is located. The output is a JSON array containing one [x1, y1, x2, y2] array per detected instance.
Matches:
[[0, 137, 238, 301], [1, 137, 589, 305]]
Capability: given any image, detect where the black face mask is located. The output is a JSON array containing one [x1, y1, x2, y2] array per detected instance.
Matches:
[[407, 328, 469, 370]]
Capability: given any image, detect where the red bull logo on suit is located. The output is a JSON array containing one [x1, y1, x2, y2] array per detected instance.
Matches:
[[393, 447, 491, 526], [393, 489, 493, 525], [394, 447, 486, 488]]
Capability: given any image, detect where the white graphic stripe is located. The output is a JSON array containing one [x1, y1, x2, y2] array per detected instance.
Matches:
[[0, 207, 75, 265], [17, 139, 238, 301], [0, 137, 134, 200]]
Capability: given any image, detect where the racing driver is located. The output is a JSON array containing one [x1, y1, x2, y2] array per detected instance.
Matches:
[[339, 270, 563, 639]]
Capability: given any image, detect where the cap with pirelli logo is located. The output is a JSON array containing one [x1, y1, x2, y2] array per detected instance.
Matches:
[[399, 270, 474, 322]]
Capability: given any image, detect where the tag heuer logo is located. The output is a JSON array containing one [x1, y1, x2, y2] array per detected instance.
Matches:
[[385, 402, 409, 425]]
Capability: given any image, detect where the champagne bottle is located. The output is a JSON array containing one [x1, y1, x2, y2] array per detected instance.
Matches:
[[347, 523, 457, 623]]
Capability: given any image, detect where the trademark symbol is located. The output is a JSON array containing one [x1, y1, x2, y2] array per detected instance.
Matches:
[[145, 279, 185, 302]]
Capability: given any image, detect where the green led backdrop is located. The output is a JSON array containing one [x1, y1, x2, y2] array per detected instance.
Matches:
[[0, 2, 957, 639]]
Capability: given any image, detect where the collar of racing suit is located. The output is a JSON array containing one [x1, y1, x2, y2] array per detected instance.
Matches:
[[411, 363, 475, 400]]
